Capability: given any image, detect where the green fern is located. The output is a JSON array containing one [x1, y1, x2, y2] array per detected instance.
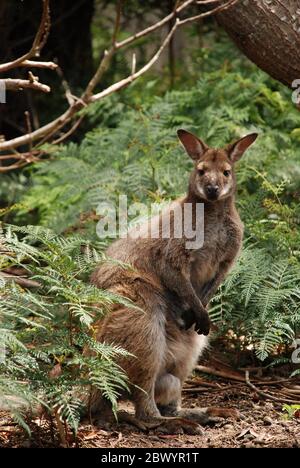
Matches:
[[0, 222, 132, 436]]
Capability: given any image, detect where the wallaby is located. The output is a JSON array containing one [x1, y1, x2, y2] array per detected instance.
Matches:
[[88, 129, 258, 432]]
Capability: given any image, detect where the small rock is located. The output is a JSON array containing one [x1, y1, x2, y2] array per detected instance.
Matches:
[[263, 416, 273, 426], [223, 424, 235, 430]]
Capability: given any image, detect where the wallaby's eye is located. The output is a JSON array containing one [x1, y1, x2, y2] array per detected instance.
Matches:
[[198, 169, 205, 176], [223, 170, 231, 177]]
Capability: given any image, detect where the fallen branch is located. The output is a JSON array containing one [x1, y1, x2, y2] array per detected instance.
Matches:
[[185, 378, 221, 388], [245, 371, 300, 405], [196, 365, 297, 388], [183, 386, 222, 393], [0, 272, 41, 288], [196, 365, 246, 382], [183, 383, 243, 394]]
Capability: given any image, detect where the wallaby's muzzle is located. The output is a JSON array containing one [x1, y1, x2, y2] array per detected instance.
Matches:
[[205, 184, 220, 201]]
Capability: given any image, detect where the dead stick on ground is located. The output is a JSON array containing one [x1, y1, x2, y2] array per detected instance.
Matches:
[[0, 272, 41, 288], [196, 365, 296, 387], [245, 371, 300, 405], [183, 387, 213, 393], [196, 365, 245, 382]]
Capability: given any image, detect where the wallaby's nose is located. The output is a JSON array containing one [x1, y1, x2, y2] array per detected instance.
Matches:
[[206, 185, 219, 199]]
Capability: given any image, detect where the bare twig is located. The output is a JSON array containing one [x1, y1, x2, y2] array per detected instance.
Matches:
[[0, 105, 79, 153], [245, 371, 300, 405], [19, 60, 58, 70], [0, 0, 51, 73], [115, 0, 194, 50], [82, 47, 116, 101], [90, 19, 180, 103], [2, 78, 50, 94], [81, 0, 125, 100], [131, 53, 136, 75], [51, 116, 85, 145], [24, 111, 33, 155], [179, 0, 240, 26], [0, 150, 43, 162], [0, 162, 26, 172], [112, 0, 123, 45], [55, 66, 76, 106]]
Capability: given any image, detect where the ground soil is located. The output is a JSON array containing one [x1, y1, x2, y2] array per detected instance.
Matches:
[[1, 364, 299, 448]]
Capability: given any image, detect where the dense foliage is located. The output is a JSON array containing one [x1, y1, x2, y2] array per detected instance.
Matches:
[[0, 220, 133, 435], [20, 36, 300, 357], [1, 32, 299, 436]]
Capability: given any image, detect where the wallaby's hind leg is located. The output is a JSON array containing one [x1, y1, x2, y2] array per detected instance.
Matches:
[[155, 374, 239, 426], [92, 315, 203, 435], [133, 384, 161, 421], [155, 373, 239, 426], [94, 298, 168, 422], [155, 373, 181, 416]]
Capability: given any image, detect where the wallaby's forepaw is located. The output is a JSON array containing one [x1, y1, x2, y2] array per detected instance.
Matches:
[[195, 311, 210, 335], [184, 308, 210, 335]]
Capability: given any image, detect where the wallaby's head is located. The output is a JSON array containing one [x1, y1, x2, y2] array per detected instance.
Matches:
[[177, 129, 258, 202]]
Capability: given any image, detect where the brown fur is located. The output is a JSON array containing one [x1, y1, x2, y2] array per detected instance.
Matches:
[[88, 129, 258, 428]]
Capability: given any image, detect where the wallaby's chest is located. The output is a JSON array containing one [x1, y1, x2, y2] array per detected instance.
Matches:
[[190, 211, 243, 284]]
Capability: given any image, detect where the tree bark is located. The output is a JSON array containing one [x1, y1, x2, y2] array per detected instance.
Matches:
[[217, 0, 300, 88]]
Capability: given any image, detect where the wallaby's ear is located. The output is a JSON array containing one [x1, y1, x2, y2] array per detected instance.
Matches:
[[227, 133, 258, 163], [177, 129, 208, 161]]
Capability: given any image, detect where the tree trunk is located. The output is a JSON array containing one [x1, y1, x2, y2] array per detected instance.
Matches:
[[217, 0, 300, 88]]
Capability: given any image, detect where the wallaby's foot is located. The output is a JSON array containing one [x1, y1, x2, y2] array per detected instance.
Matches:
[[159, 403, 240, 426], [184, 307, 210, 335]]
